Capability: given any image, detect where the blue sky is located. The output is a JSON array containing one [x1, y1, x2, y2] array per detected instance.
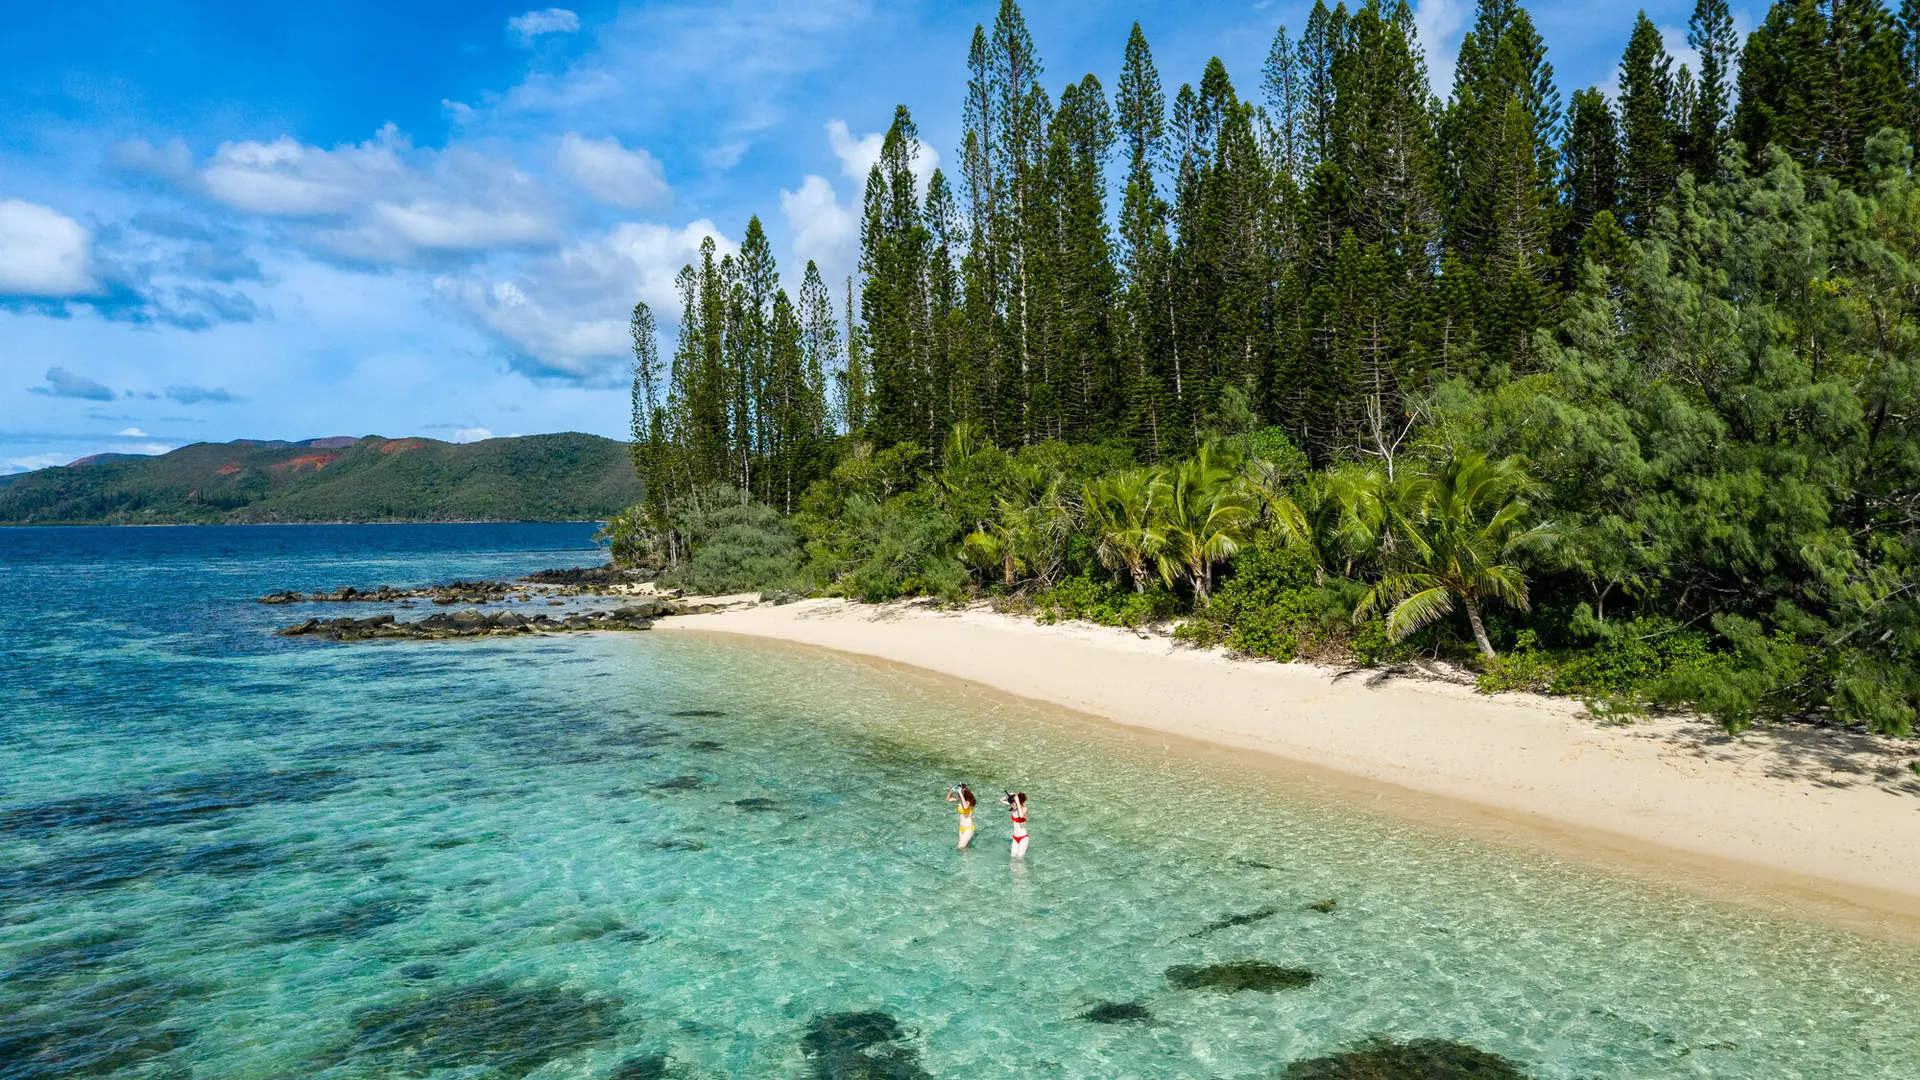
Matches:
[[2, 0, 1733, 473]]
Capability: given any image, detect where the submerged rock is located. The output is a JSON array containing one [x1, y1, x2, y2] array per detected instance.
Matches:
[[1165, 961, 1318, 993], [0, 767, 349, 838], [610, 1053, 673, 1079], [649, 776, 704, 791], [1305, 898, 1338, 914], [1191, 905, 1281, 937], [1078, 1001, 1153, 1024], [265, 894, 420, 942], [332, 979, 623, 1079], [1279, 1037, 1530, 1078], [800, 1011, 933, 1080], [0, 973, 196, 1078]]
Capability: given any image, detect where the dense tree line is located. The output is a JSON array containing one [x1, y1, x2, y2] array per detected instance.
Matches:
[[618, 0, 1919, 736]]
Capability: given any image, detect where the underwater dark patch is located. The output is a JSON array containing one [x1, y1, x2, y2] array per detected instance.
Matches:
[[545, 913, 629, 943], [265, 894, 421, 942], [0, 768, 350, 838], [176, 840, 277, 877], [0, 973, 196, 1078], [329, 978, 623, 1079], [0, 840, 177, 903], [1279, 1037, 1530, 1078], [304, 740, 443, 759], [1165, 961, 1318, 993], [649, 838, 706, 852], [609, 1052, 672, 1078], [423, 836, 480, 850], [686, 740, 725, 752], [1306, 898, 1338, 914], [799, 1011, 932, 1080], [648, 776, 704, 791], [668, 709, 726, 718], [397, 963, 441, 981], [1078, 1001, 1152, 1024], [0, 928, 140, 991], [613, 929, 653, 944], [1191, 905, 1281, 937], [732, 798, 778, 812]]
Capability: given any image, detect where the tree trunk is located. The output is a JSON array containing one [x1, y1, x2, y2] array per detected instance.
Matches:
[[1465, 595, 1496, 660], [1130, 564, 1147, 594]]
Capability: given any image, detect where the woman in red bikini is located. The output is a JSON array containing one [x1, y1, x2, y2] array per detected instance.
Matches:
[[1001, 791, 1029, 858]]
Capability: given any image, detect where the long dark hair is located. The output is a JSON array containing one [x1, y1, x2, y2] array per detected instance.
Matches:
[[954, 783, 976, 809]]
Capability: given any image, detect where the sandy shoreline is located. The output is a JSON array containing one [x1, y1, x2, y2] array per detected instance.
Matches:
[[662, 597, 1920, 939]]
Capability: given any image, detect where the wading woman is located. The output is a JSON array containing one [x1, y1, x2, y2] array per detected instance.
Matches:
[[946, 783, 978, 849], [1002, 791, 1029, 858]]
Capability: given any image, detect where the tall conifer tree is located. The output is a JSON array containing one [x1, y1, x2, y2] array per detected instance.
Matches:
[[1685, 0, 1738, 175], [1618, 13, 1680, 236]]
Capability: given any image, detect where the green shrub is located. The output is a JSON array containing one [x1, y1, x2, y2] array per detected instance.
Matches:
[[658, 494, 805, 595], [1032, 575, 1179, 628], [803, 492, 965, 603]]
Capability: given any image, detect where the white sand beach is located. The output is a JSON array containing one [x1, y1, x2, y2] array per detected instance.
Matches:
[[662, 598, 1920, 937]]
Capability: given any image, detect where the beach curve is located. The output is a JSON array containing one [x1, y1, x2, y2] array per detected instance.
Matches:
[[661, 597, 1920, 938]]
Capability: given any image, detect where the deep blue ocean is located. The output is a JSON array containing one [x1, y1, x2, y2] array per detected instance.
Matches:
[[1, 523, 1916, 1079]]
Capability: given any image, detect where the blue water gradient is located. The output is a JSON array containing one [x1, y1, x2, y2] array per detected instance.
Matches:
[[1, 524, 1916, 1078]]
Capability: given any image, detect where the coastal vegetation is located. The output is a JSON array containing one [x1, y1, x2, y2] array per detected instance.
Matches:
[[0, 433, 643, 525], [610, 0, 1920, 737]]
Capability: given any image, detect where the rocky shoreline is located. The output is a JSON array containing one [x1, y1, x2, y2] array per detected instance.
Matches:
[[264, 564, 737, 642], [259, 565, 655, 607]]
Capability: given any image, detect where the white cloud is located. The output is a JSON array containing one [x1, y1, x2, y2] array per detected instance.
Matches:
[[0, 199, 99, 297], [116, 427, 149, 437], [508, 8, 579, 43], [704, 140, 749, 170], [202, 127, 410, 216], [1662, 24, 1701, 85], [109, 138, 196, 184], [780, 175, 857, 285], [436, 219, 732, 381], [3, 453, 68, 475], [557, 133, 670, 207], [452, 426, 495, 442], [825, 118, 938, 191], [197, 125, 557, 264], [1413, 0, 1470, 95]]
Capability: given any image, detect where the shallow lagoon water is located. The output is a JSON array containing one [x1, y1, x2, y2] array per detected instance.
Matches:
[[2, 524, 1917, 1078]]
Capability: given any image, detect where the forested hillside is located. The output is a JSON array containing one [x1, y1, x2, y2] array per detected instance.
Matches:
[[0, 433, 643, 524], [613, 0, 1919, 736]]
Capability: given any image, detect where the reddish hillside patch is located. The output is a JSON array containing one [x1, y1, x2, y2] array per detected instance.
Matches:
[[377, 438, 426, 455], [216, 463, 242, 475], [269, 453, 340, 473]]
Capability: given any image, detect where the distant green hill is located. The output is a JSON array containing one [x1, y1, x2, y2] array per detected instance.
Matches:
[[0, 433, 644, 525]]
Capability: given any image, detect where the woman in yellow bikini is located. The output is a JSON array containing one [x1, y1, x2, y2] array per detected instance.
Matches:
[[945, 783, 977, 849]]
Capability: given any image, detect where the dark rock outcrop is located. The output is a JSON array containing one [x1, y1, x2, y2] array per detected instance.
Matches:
[[279, 607, 663, 641]]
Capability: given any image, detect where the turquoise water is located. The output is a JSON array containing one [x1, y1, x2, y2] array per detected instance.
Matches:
[[2, 524, 1916, 1079]]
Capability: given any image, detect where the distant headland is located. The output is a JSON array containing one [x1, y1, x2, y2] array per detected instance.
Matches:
[[0, 432, 642, 525]]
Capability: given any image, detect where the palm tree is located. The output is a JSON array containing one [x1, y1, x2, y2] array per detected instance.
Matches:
[[1083, 468, 1168, 593], [961, 462, 1070, 589], [1153, 446, 1256, 603], [1355, 452, 1562, 659]]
